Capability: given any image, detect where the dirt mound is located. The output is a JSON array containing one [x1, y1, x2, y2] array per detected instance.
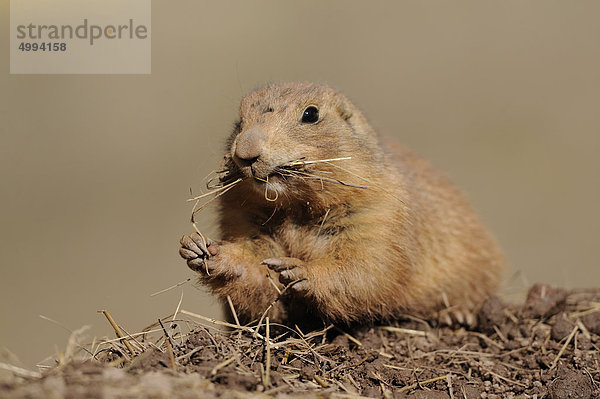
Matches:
[[2, 284, 599, 398]]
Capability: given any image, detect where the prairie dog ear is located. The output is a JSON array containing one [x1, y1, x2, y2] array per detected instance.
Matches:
[[335, 96, 353, 121]]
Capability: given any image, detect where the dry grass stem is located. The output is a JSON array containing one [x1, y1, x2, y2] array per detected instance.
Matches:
[[379, 326, 430, 337], [187, 178, 243, 202], [446, 374, 454, 399], [98, 310, 135, 355], [570, 305, 600, 318], [226, 295, 241, 327], [187, 227, 211, 275], [97, 328, 163, 346], [254, 278, 307, 335], [467, 332, 504, 349], [277, 169, 369, 189], [0, 362, 42, 379], [398, 374, 449, 393], [38, 314, 73, 333], [266, 272, 282, 295], [550, 324, 579, 370], [316, 208, 330, 237], [483, 368, 528, 387], [190, 178, 242, 220], [150, 278, 191, 297], [172, 291, 184, 322], [116, 325, 145, 353], [282, 156, 352, 167], [210, 356, 236, 376], [180, 309, 265, 340], [277, 156, 370, 189], [325, 161, 406, 204], [264, 317, 271, 389], [576, 318, 592, 340], [253, 175, 279, 201], [313, 374, 330, 388], [158, 318, 177, 371], [493, 325, 508, 344]]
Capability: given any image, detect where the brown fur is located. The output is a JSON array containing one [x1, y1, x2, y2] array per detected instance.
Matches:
[[180, 82, 505, 326]]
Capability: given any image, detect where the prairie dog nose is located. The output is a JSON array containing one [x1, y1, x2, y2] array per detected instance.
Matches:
[[235, 127, 265, 161]]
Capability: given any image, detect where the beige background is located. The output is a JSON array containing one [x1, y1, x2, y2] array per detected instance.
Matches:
[[1, 1, 599, 368]]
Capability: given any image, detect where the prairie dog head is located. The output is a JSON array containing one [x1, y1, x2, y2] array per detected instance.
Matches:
[[225, 83, 381, 202]]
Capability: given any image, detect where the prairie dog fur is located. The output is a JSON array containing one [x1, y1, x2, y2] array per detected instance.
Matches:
[[179, 82, 504, 326]]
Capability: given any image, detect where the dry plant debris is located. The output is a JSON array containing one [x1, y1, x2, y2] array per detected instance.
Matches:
[[1, 284, 599, 398]]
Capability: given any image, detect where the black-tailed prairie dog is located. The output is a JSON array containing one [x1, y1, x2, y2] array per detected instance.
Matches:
[[179, 82, 504, 327]]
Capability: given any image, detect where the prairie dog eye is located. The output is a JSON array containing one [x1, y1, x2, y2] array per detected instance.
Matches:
[[301, 106, 319, 124]]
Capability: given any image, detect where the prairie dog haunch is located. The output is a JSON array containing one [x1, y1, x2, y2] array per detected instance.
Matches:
[[179, 82, 504, 326]]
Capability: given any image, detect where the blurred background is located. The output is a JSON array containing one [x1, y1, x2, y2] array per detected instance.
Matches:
[[1, 1, 599, 369]]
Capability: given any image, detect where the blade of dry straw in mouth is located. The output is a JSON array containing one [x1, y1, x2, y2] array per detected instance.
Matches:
[[280, 157, 373, 189], [187, 178, 242, 201], [254, 175, 279, 201], [278, 169, 370, 189], [190, 178, 243, 220], [282, 156, 352, 167], [324, 161, 407, 205]]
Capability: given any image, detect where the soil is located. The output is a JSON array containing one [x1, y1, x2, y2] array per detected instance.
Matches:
[[2, 284, 599, 398]]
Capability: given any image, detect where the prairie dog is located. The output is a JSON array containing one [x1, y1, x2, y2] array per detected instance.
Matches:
[[179, 82, 504, 326]]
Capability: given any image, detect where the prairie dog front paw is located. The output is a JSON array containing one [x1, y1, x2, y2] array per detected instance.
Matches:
[[179, 232, 218, 274], [261, 257, 309, 293]]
